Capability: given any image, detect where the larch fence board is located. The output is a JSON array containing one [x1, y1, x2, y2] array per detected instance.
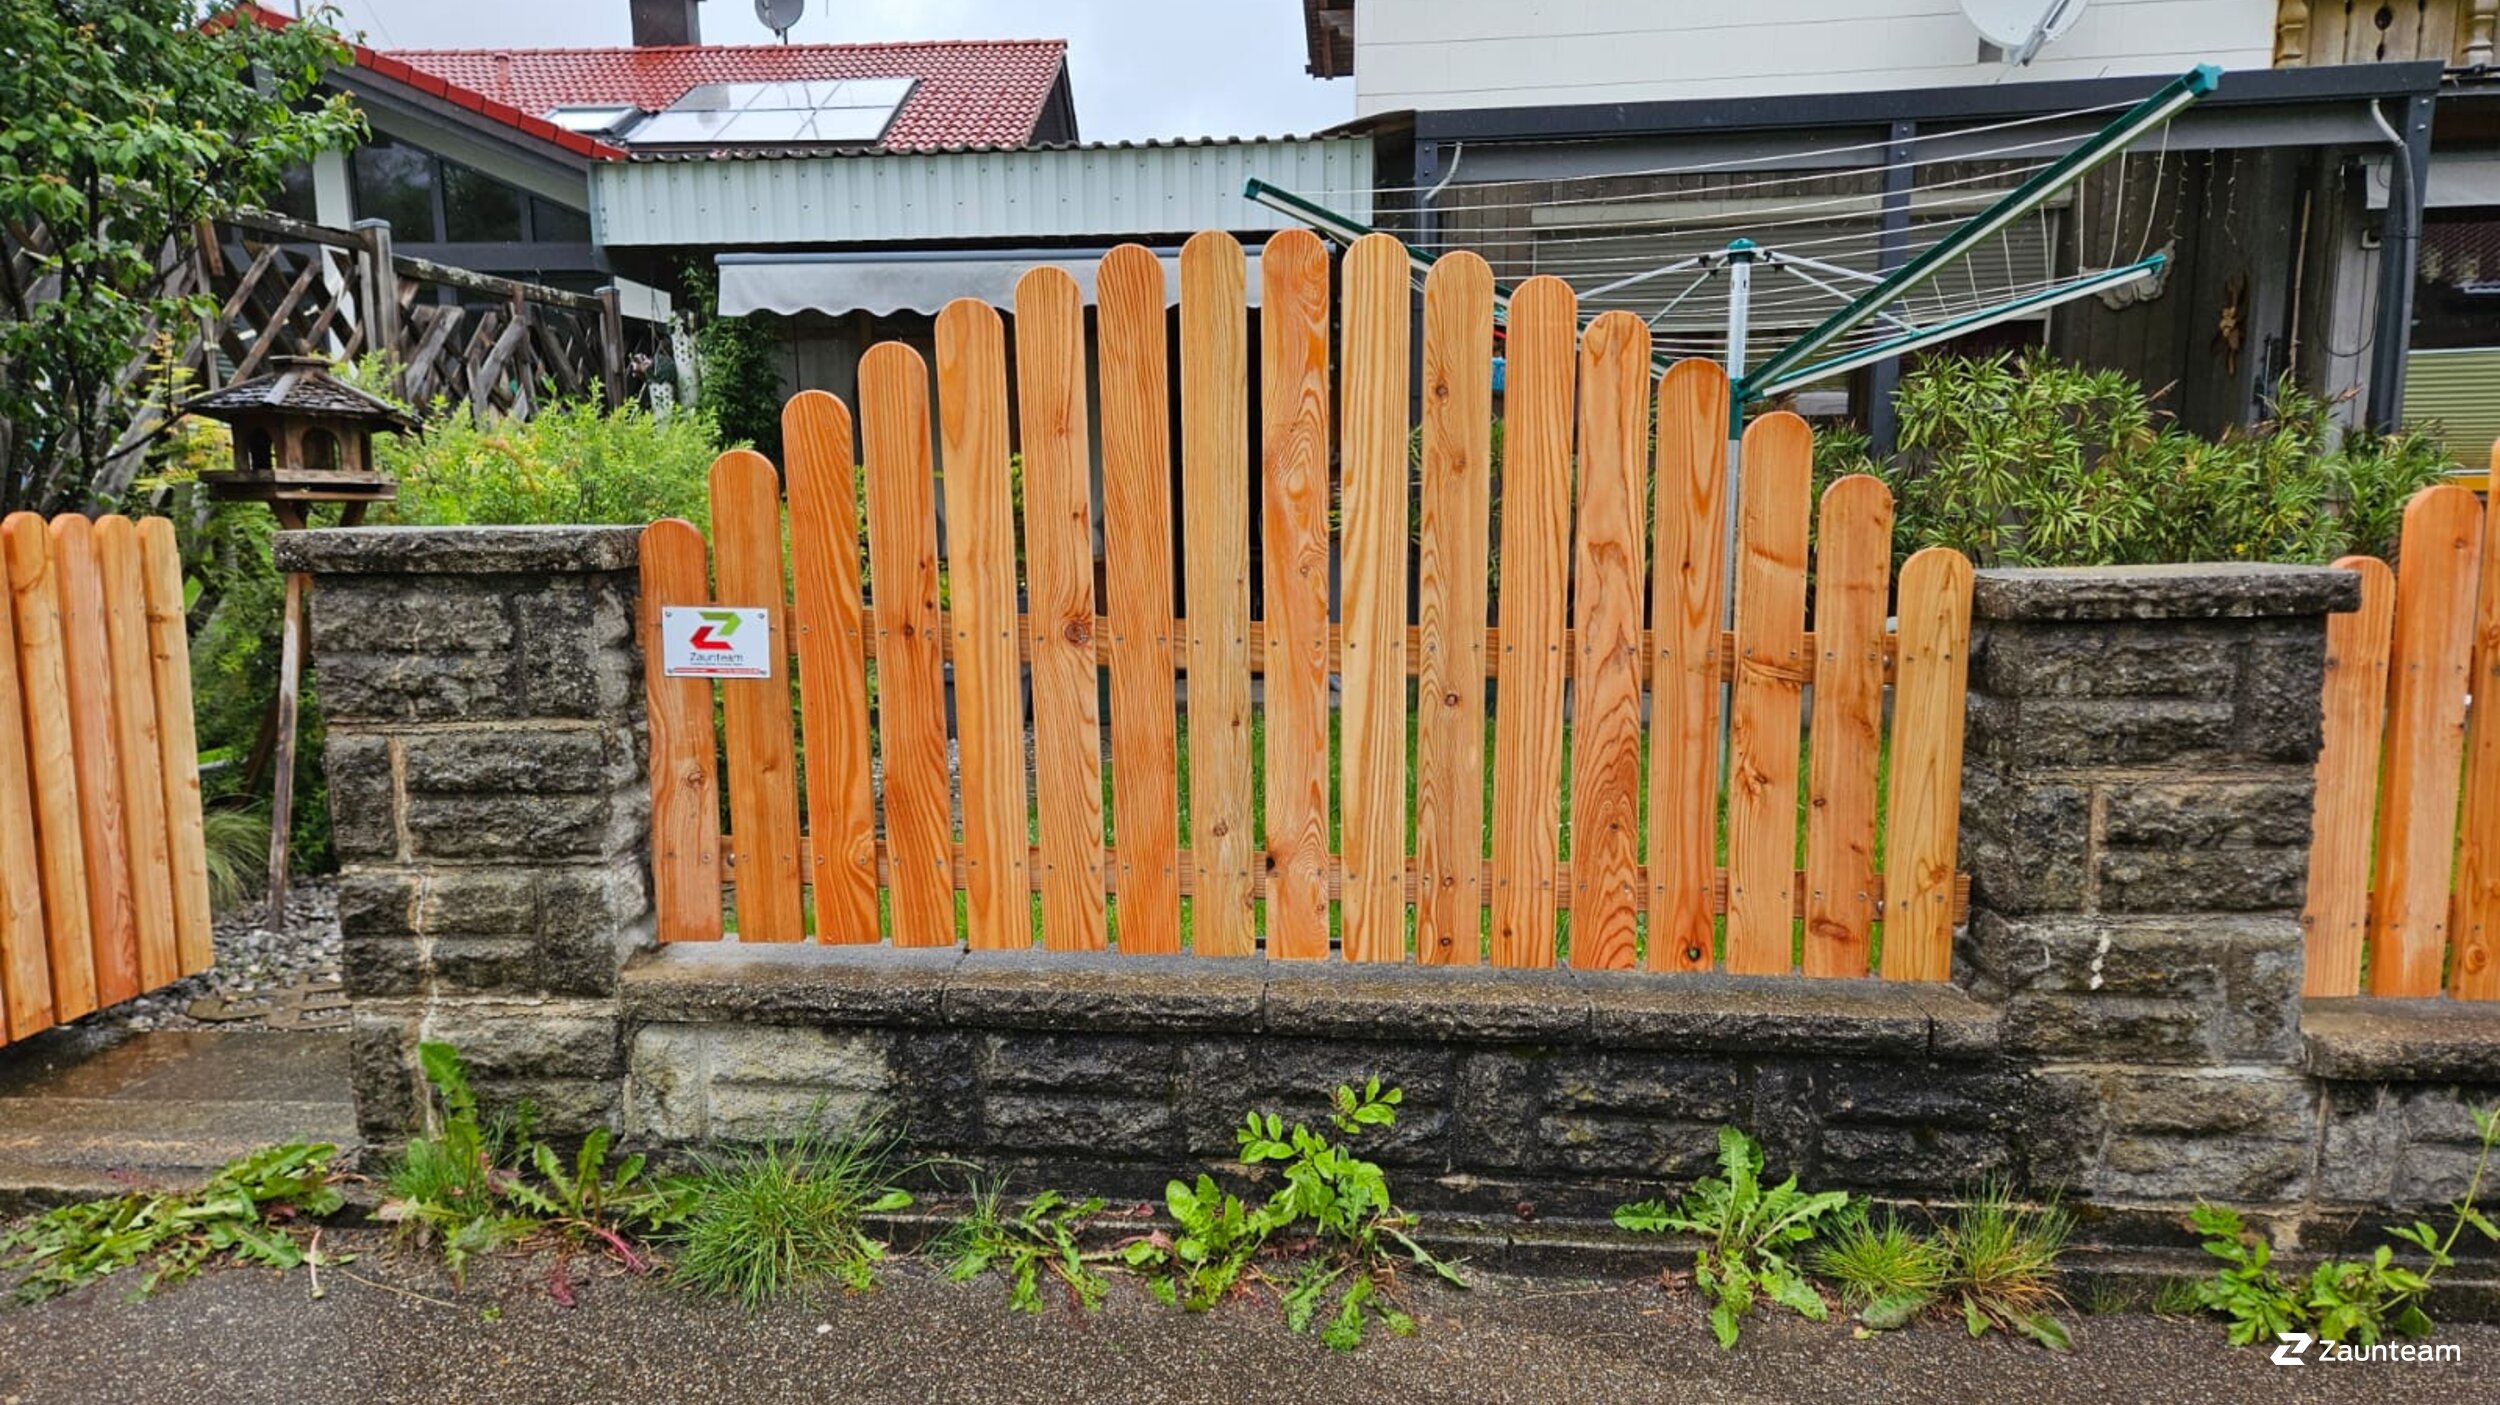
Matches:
[[1648, 360, 1732, 972], [4, 513, 97, 1018], [936, 299, 1031, 953], [1098, 245, 1184, 953], [1414, 252, 1495, 965], [1178, 231, 1257, 957], [1567, 310, 1651, 971], [1017, 265, 1110, 952], [860, 343, 957, 948], [49, 514, 140, 1006], [641, 232, 1977, 981], [766, 835, 1968, 920], [1489, 276, 1576, 970], [1724, 413, 1813, 976], [2369, 486, 2486, 996], [1337, 233, 1412, 963], [710, 450, 806, 943], [2301, 555, 2395, 998], [2456, 471, 2500, 1000], [139, 519, 214, 977], [1882, 546, 1975, 983], [785, 390, 881, 944], [0, 559, 50, 1042], [638, 517, 723, 943], [1260, 229, 1335, 961], [94, 517, 179, 992], [1802, 476, 1895, 978]]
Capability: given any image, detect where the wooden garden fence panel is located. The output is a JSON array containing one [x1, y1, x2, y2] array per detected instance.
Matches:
[[637, 232, 1975, 980], [0, 514, 212, 1048], [2302, 476, 2500, 998]]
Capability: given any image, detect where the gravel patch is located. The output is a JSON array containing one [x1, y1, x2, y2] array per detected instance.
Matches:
[[81, 880, 342, 1034]]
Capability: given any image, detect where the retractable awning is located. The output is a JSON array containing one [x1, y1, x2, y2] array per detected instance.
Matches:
[[716, 248, 1267, 317]]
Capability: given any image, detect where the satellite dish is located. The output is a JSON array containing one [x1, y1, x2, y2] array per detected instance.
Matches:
[[756, 0, 806, 42], [1960, 0, 2088, 66]]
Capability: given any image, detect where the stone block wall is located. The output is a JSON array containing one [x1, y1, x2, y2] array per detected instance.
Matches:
[[277, 527, 654, 1141], [286, 531, 2500, 1256]]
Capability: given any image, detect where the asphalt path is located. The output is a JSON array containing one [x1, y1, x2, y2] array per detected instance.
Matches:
[[1, 1229, 2492, 1404]]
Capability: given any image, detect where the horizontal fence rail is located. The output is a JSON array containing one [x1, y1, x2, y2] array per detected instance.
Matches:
[[2303, 477, 2500, 999], [639, 231, 1975, 978], [0, 514, 214, 1047]]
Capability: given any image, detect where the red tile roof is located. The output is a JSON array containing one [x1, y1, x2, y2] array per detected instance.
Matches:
[[390, 41, 1067, 152], [235, 6, 1065, 158]]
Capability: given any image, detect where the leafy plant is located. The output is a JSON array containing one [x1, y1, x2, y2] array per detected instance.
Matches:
[[1814, 1205, 1952, 1331], [0, 2, 363, 511], [378, 396, 721, 530], [1945, 1182, 2073, 1350], [1, 1142, 346, 1303], [1615, 1126, 1851, 1348], [658, 1121, 913, 1310], [1821, 353, 2453, 570], [200, 804, 272, 912], [936, 1185, 1116, 1314], [378, 1042, 543, 1282], [2191, 1104, 2500, 1347], [1125, 1079, 1463, 1351]]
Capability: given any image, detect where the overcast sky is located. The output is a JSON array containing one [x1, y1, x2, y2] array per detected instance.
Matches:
[[312, 0, 1353, 141]]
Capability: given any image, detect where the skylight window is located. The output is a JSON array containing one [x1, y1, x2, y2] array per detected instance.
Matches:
[[622, 78, 916, 147], [548, 106, 642, 136]]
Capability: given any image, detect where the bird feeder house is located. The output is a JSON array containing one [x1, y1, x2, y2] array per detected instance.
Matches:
[[181, 355, 414, 526]]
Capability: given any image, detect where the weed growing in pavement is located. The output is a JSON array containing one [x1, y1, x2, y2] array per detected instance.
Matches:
[[0, 1142, 348, 1304], [1123, 1078, 1465, 1351], [2191, 1104, 2500, 1348], [658, 1120, 913, 1310], [1616, 1126, 1853, 1349], [1944, 1182, 2074, 1350], [935, 1185, 1118, 1314], [380, 1042, 673, 1287], [1814, 1206, 1952, 1331]]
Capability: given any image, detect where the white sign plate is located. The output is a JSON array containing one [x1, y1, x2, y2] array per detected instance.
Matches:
[[660, 606, 774, 679]]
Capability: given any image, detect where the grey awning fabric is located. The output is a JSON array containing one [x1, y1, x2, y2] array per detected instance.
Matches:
[[717, 249, 1266, 317]]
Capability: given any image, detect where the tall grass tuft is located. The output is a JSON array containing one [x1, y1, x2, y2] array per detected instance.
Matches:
[[658, 1119, 912, 1310]]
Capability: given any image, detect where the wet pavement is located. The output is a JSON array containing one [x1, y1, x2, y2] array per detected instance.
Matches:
[[1, 1231, 2493, 1405], [0, 1028, 355, 1204]]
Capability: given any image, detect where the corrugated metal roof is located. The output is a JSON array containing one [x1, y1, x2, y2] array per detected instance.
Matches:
[[2404, 347, 2500, 457], [591, 136, 1374, 247]]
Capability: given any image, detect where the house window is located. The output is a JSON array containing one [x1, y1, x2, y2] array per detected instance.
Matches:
[[302, 428, 341, 474], [270, 162, 319, 222], [531, 196, 591, 244], [443, 162, 525, 242], [351, 138, 436, 239], [350, 136, 590, 247]]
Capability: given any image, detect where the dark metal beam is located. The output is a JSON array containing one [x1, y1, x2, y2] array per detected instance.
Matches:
[[1412, 61, 2443, 145], [1866, 120, 1916, 457], [2367, 91, 2435, 431]]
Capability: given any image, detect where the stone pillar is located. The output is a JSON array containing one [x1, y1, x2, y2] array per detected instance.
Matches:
[[275, 527, 652, 1143], [1957, 563, 2360, 1206]]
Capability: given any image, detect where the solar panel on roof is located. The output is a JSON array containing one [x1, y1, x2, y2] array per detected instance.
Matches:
[[620, 77, 916, 147]]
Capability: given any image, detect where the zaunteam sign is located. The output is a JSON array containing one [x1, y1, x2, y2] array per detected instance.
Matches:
[[660, 606, 773, 680]]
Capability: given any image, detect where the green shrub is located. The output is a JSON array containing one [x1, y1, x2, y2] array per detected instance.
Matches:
[[1818, 353, 2452, 569], [935, 1185, 1116, 1314], [1815, 1206, 1952, 1329], [379, 397, 721, 530]]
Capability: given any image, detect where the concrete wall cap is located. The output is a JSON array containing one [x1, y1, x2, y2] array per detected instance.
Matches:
[[1971, 563, 2362, 622], [275, 525, 646, 576]]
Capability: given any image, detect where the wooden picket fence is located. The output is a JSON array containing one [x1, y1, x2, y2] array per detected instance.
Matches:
[[2304, 475, 2500, 999], [639, 231, 1974, 976], [0, 514, 215, 1047]]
